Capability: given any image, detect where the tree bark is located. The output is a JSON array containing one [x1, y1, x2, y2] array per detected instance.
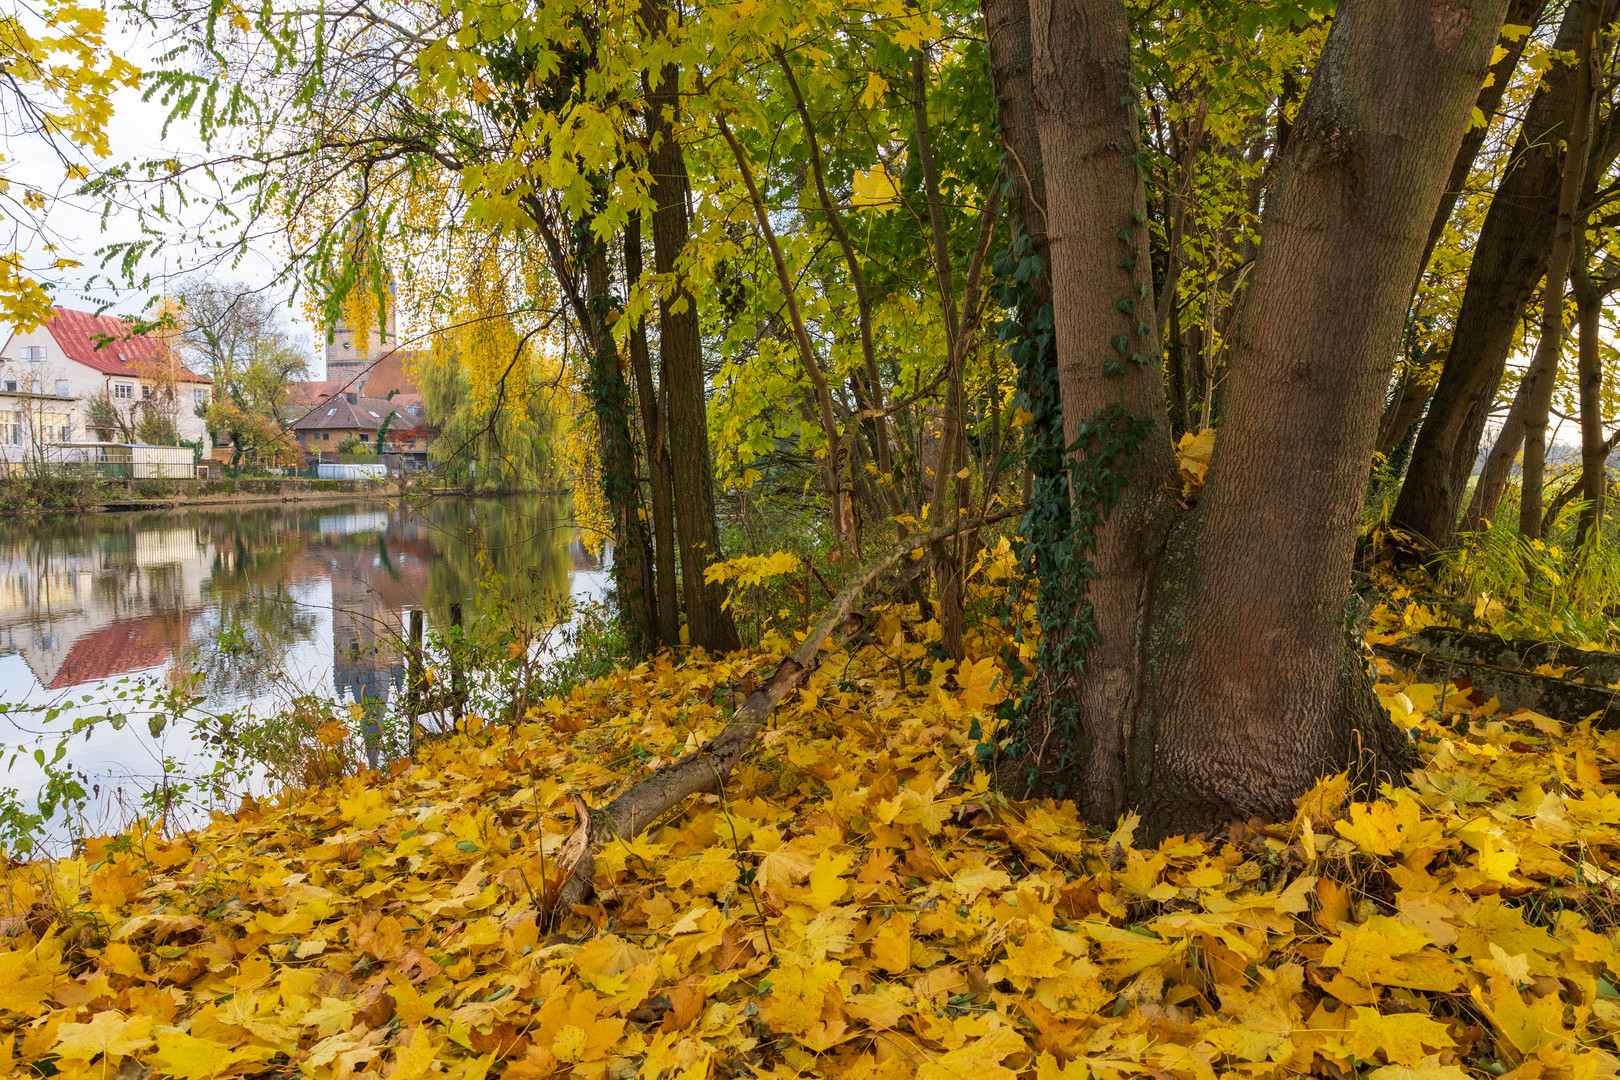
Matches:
[[1418, 0, 1550, 276], [1465, 345, 1554, 535], [585, 243, 659, 658], [1024, 0, 1505, 834], [642, 12, 741, 653], [1026, 0, 1178, 820], [1392, 0, 1612, 550], [1574, 245, 1620, 543], [624, 215, 681, 646]]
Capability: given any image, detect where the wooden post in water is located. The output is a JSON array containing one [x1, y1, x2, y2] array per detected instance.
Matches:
[[407, 608, 424, 756], [449, 602, 466, 724]]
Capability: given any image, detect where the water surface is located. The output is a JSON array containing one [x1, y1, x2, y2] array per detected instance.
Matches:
[[0, 495, 602, 841]]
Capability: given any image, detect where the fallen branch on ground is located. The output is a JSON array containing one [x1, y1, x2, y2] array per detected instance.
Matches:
[[551, 505, 1024, 909]]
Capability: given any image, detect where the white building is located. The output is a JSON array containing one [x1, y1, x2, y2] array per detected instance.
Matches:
[[0, 307, 212, 452]]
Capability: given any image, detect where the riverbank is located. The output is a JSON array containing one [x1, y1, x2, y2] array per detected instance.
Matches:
[[4, 606, 1613, 1080], [7, 477, 567, 514]]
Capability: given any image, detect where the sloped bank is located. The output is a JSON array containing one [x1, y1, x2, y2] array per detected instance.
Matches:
[[5, 585, 1620, 1079]]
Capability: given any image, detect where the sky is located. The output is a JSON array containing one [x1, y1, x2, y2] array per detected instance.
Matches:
[[5, 13, 326, 372]]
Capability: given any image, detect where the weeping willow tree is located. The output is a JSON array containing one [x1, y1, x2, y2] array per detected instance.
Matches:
[[419, 315, 567, 491]]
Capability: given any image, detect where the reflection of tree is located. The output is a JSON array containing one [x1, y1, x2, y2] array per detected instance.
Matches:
[[0, 495, 588, 707], [419, 495, 577, 636], [184, 583, 318, 698]]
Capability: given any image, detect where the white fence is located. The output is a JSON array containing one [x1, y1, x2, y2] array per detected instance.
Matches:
[[316, 462, 388, 481], [1, 443, 196, 479]]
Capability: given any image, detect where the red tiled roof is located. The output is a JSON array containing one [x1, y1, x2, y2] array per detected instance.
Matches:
[[43, 307, 211, 384], [292, 393, 424, 433], [286, 380, 349, 407], [356, 349, 422, 399]]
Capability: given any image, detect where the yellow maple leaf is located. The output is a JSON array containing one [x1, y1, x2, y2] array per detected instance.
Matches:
[[1332, 1006, 1456, 1066], [1175, 427, 1216, 496], [52, 1011, 155, 1062], [917, 1026, 1027, 1080], [850, 164, 902, 213]]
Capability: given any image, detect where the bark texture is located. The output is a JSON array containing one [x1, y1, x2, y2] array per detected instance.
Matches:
[[1139, 0, 1508, 832], [643, 4, 741, 653], [1018, 0, 1506, 836], [1518, 0, 1599, 542], [1027, 0, 1177, 820], [585, 245, 659, 657], [624, 218, 681, 646]]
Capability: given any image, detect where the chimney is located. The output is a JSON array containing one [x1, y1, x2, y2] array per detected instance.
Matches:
[[346, 392, 357, 404]]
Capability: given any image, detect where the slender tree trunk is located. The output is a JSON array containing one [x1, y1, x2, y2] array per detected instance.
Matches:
[[912, 47, 970, 660], [1392, 0, 1612, 550], [1419, 0, 1550, 275], [1465, 353, 1550, 534], [1025, 0, 1178, 818], [1375, 362, 1435, 462], [585, 243, 659, 658], [776, 49, 901, 512], [642, 15, 740, 652], [624, 216, 680, 646], [1574, 247, 1620, 543], [1519, 0, 1598, 543], [1575, 253, 1607, 543], [1021, 0, 1505, 833]]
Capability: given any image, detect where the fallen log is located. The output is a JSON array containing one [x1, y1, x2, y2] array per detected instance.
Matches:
[[1399, 625, 1620, 685], [550, 506, 1023, 909], [1371, 642, 1620, 729]]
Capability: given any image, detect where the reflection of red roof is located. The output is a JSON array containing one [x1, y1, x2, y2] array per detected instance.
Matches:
[[44, 308, 210, 383], [49, 615, 178, 688]]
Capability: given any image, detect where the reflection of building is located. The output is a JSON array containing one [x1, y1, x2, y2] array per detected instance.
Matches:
[[317, 521, 432, 766], [0, 525, 211, 688]]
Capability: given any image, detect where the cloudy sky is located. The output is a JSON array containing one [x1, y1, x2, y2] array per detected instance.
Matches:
[[7, 13, 324, 370]]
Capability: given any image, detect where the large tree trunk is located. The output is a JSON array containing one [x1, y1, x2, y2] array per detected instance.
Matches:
[[1391, 0, 1610, 550], [1023, 0, 1506, 834], [1025, 0, 1178, 820], [642, 7, 740, 653]]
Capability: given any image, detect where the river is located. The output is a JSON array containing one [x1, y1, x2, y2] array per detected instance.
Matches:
[[0, 494, 604, 847]]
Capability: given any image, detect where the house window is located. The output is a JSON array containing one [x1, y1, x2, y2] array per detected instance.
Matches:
[[141, 385, 153, 400], [0, 412, 18, 445], [113, 383, 133, 400], [321, 432, 330, 441], [194, 388, 208, 407], [54, 380, 68, 397], [21, 346, 44, 363], [3, 381, 14, 393]]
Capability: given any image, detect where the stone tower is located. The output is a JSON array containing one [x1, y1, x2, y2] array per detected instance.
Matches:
[[325, 294, 397, 387]]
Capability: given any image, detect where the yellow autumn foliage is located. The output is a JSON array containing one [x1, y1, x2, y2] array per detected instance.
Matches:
[[7, 601, 1620, 1079]]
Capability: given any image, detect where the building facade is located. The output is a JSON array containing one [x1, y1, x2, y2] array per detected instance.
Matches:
[[0, 307, 212, 452]]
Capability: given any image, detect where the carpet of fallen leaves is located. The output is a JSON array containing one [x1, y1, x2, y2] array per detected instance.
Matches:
[[8, 589, 1620, 1080]]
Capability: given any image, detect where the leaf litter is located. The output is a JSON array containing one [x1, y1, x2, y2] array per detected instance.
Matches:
[[7, 587, 1620, 1080]]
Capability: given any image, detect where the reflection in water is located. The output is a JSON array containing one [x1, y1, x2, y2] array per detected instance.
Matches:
[[0, 495, 603, 832]]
